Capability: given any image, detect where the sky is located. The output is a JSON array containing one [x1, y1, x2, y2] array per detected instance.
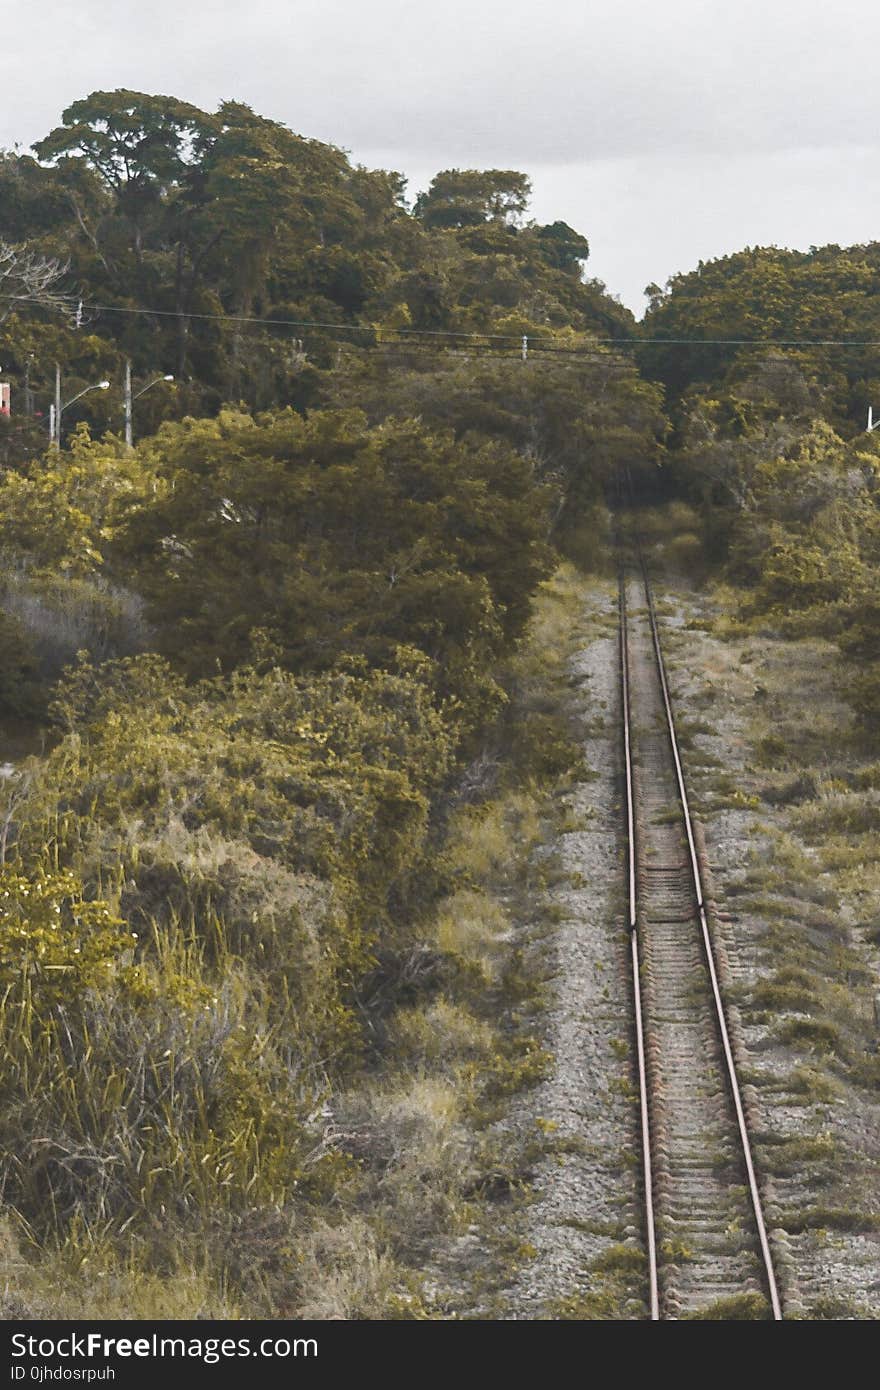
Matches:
[[1, 0, 878, 315]]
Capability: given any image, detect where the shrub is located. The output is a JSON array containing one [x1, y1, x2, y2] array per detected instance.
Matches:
[[0, 610, 41, 718], [115, 409, 554, 736], [432, 890, 510, 979], [845, 661, 880, 730], [2, 571, 148, 678], [751, 967, 821, 1014], [387, 997, 494, 1071], [775, 1017, 843, 1056]]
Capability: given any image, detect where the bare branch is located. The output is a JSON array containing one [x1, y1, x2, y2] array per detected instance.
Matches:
[[0, 240, 73, 324]]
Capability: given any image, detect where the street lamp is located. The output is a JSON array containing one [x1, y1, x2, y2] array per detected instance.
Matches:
[[50, 372, 110, 445], [124, 361, 174, 449]]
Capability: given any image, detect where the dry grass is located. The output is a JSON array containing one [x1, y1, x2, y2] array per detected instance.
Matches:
[[2, 569, 149, 678], [291, 1219, 402, 1320], [388, 997, 495, 1071], [433, 888, 510, 976], [0, 1218, 239, 1320], [445, 793, 543, 886]]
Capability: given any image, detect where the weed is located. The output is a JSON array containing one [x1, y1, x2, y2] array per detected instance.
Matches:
[[808, 1294, 872, 1320], [684, 1292, 770, 1320], [758, 1133, 837, 1176], [775, 1017, 844, 1056], [782, 1208, 880, 1235], [787, 1066, 839, 1103], [659, 1237, 693, 1262]]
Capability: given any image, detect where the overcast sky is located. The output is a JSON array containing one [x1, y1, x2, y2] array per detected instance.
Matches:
[[1, 0, 878, 314]]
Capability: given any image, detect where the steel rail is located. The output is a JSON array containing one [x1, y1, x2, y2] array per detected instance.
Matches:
[[619, 572, 660, 1320], [630, 530, 784, 1321]]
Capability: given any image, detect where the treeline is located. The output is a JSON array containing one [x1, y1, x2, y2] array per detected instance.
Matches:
[[644, 248, 880, 728], [641, 243, 880, 430], [0, 88, 634, 455]]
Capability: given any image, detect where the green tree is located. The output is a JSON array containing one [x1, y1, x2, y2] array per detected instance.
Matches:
[[321, 350, 666, 559], [533, 221, 590, 272], [641, 243, 880, 430], [33, 90, 216, 258], [114, 407, 553, 731], [414, 169, 532, 228]]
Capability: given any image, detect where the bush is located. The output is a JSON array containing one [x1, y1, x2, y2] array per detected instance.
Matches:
[[793, 792, 880, 839], [0, 866, 330, 1234], [115, 409, 554, 737], [0, 610, 41, 718], [751, 968, 821, 1014], [432, 889, 510, 980], [2, 571, 148, 678], [775, 1017, 843, 1056], [845, 661, 880, 730], [388, 997, 494, 1071]]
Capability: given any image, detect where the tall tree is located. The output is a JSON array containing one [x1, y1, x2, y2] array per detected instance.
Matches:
[[414, 170, 532, 229], [33, 90, 215, 260]]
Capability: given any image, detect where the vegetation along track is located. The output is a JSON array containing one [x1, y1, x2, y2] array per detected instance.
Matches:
[[618, 520, 783, 1320]]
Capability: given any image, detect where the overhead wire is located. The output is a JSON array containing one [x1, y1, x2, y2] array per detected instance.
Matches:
[[6, 291, 880, 351]]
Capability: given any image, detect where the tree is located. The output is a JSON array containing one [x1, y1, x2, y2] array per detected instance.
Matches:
[[33, 89, 216, 259], [640, 242, 880, 429], [33, 90, 220, 377], [414, 169, 532, 229], [0, 240, 69, 324], [20, 92, 634, 399], [114, 407, 554, 732], [533, 221, 590, 272], [320, 349, 666, 561]]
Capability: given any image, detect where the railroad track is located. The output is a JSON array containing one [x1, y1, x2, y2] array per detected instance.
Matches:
[[619, 522, 783, 1320]]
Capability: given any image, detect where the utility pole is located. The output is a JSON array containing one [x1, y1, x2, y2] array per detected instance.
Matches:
[[124, 366, 173, 449], [50, 372, 111, 448], [53, 363, 61, 447], [868, 406, 880, 433], [124, 359, 133, 450]]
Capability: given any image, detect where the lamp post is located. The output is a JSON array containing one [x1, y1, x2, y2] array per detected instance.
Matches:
[[124, 360, 174, 449], [49, 368, 110, 446]]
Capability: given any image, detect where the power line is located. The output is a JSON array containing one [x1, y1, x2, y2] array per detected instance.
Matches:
[[0, 299, 647, 369], [1, 293, 614, 345], [336, 344, 636, 368], [622, 338, 880, 347], [7, 291, 880, 350]]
